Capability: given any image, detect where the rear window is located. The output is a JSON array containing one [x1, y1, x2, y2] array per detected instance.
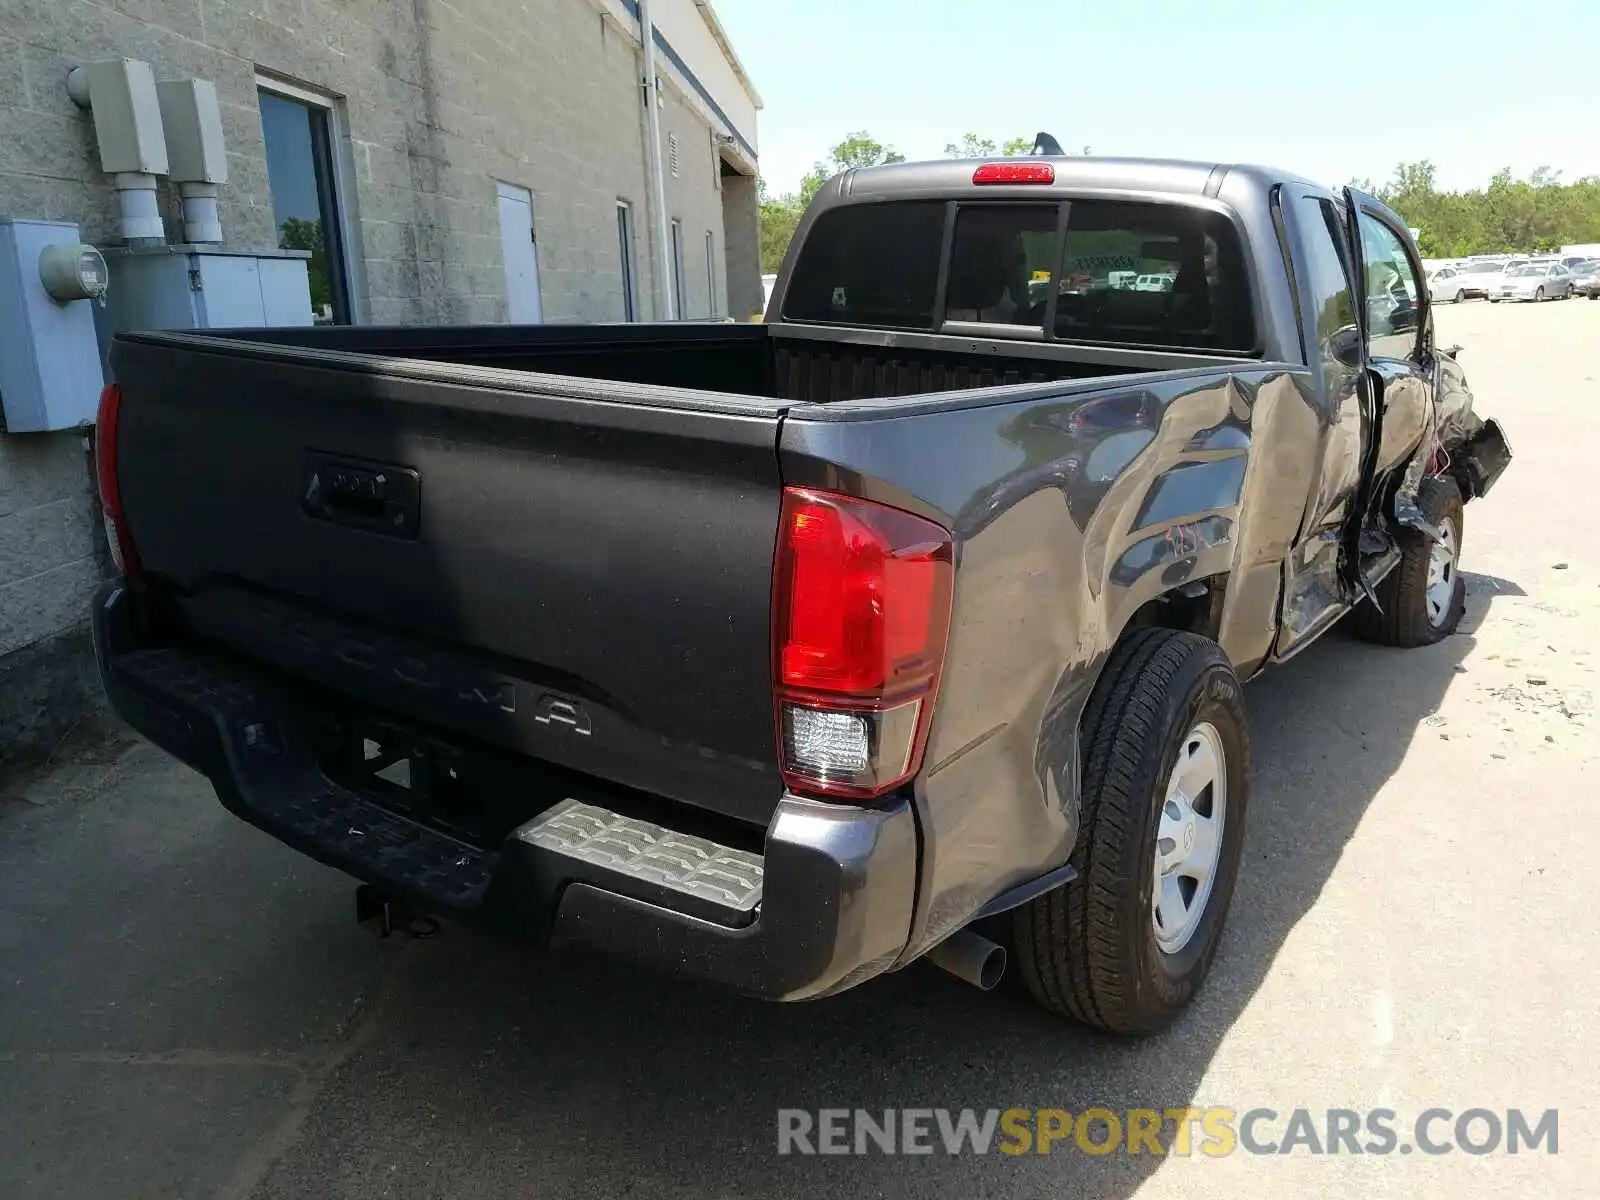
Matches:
[[782, 198, 1255, 353], [781, 202, 945, 329], [1054, 202, 1253, 351]]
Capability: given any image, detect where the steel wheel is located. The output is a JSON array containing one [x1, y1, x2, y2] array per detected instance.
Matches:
[[1426, 517, 1459, 628], [1152, 722, 1227, 954]]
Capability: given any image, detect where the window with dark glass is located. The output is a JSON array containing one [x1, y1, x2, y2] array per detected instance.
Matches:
[[259, 88, 351, 324], [781, 201, 945, 328], [944, 205, 1059, 325], [1290, 196, 1361, 378], [670, 218, 686, 318], [782, 198, 1255, 351], [1054, 201, 1254, 351], [617, 201, 637, 321]]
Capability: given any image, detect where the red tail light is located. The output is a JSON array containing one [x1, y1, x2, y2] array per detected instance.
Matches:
[[972, 162, 1055, 185], [772, 488, 954, 800], [95, 382, 140, 579]]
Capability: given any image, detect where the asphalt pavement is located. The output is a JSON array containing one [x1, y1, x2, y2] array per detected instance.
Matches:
[[2, 298, 1595, 1199]]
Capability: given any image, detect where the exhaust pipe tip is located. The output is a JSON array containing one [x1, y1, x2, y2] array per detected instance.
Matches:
[[924, 929, 1007, 991]]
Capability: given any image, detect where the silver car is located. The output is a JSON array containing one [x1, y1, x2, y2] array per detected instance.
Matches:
[[1489, 261, 1573, 302]]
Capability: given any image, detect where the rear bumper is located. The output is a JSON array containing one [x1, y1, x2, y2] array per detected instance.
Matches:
[[92, 585, 918, 1001]]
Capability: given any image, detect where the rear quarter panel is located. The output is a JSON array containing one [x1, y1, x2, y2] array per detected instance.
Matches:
[[780, 364, 1321, 956]]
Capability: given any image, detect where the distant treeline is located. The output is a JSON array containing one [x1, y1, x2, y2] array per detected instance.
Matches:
[[1360, 162, 1600, 257]]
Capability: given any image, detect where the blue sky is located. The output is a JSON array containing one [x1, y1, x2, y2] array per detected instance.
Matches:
[[716, 0, 1600, 196]]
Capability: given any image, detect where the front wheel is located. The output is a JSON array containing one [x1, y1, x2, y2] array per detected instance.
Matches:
[[1535, 287, 1546, 302], [1352, 475, 1465, 647], [1011, 629, 1251, 1033]]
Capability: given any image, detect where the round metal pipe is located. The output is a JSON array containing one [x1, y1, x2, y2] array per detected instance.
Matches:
[[924, 929, 1007, 991]]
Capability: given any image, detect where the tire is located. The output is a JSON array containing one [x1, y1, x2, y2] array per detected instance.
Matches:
[[1011, 629, 1251, 1033], [1351, 475, 1465, 647], [1535, 287, 1545, 302]]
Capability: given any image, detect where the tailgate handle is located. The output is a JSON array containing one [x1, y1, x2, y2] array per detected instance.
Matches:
[[303, 454, 421, 539]]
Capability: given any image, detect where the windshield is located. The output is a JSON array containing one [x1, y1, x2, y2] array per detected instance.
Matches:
[[1506, 265, 1544, 277]]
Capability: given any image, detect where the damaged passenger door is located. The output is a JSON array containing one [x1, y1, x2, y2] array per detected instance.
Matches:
[[1339, 188, 1436, 598]]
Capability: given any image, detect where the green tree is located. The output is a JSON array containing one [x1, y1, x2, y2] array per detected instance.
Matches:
[[758, 176, 804, 275], [946, 134, 1034, 158], [278, 217, 332, 314], [798, 131, 905, 206], [945, 133, 997, 158], [1364, 161, 1600, 257]]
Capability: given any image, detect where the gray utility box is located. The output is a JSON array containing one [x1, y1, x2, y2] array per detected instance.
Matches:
[[0, 219, 106, 432], [97, 243, 314, 370]]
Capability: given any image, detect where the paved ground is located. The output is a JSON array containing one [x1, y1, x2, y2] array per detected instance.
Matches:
[[2, 298, 1596, 1199]]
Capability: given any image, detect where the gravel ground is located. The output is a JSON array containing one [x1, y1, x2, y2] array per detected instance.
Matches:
[[1, 297, 1595, 1199]]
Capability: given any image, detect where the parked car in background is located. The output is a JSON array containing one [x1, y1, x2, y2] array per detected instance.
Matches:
[[1560, 255, 1596, 272], [1490, 261, 1573, 302], [1570, 261, 1600, 298], [1450, 261, 1508, 299], [1133, 272, 1174, 291], [1427, 265, 1470, 302]]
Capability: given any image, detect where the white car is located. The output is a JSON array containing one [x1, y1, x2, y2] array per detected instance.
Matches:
[[1427, 265, 1473, 302], [1133, 273, 1174, 292], [1489, 261, 1573, 303], [1446, 261, 1510, 300]]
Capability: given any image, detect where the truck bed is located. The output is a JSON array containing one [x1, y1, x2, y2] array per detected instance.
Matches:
[[107, 322, 1238, 841]]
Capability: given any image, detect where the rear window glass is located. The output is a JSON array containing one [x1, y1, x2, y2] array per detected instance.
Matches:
[[783, 198, 1254, 352], [1054, 202, 1253, 351], [944, 205, 1060, 324], [781, 202, 945, 328]]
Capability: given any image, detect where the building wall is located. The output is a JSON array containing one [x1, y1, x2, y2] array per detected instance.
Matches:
[[0, 0, 761, 761]]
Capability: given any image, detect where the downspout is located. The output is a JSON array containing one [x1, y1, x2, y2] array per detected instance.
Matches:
[[638, 0, 676, 319]]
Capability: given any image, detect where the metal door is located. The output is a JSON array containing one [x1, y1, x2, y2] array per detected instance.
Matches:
[[497, 182, 543, 324]]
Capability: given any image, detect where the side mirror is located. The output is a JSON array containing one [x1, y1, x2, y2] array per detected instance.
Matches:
[[1327, 324, 1363, 367]]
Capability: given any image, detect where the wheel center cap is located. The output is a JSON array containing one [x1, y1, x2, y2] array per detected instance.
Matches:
[[1180, 823, 1196, 855]]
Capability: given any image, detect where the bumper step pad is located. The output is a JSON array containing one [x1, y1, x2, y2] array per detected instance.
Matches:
[[516, 800, 763, 925]]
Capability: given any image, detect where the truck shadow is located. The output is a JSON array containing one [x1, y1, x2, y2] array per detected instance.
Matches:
[[259, 576, 1511, 1200]]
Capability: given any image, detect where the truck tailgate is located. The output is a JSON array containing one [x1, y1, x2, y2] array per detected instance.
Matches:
[[111, 334, 790, 827]]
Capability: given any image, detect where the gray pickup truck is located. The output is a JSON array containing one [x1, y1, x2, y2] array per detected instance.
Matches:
[[94, 154, 1510, 1032]]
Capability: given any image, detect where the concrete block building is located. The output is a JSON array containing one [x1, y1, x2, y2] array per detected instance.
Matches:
[[0, 0, 763, 761]]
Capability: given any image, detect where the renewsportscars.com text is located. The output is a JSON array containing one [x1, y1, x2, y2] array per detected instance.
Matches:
[[776, 1107, 1558, 1158]]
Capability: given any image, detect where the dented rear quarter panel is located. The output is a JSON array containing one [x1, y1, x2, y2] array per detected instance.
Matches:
[[779, 361, 1326, 958]]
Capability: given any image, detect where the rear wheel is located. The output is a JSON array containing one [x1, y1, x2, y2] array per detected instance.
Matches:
[[1011, 629, 1251, 1033], [1352, 475, 1465, 647]]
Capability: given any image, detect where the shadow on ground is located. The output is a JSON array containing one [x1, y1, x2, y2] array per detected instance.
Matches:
[[233, 577, 1509, 1200]]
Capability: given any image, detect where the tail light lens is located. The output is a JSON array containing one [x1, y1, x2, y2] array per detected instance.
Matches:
[[95, 382, 140, 579], [772, 487, 954, 800]]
